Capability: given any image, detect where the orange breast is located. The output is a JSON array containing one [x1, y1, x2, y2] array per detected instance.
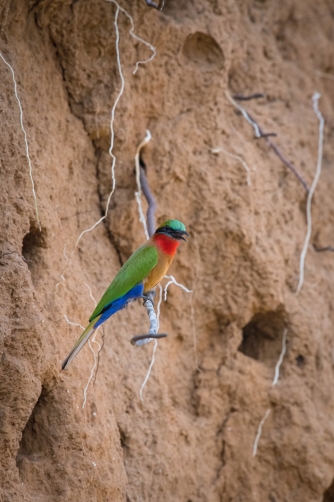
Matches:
[[143, 248, 174, 292]]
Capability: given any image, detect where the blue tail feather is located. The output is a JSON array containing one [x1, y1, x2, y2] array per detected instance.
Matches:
[[93, 283, 144, 329]]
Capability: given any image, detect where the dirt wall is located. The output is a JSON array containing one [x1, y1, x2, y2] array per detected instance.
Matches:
[[1, 0, 334, 501]]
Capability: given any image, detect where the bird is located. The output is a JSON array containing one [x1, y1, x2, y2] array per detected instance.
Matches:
[[62, 219, 189, 370]]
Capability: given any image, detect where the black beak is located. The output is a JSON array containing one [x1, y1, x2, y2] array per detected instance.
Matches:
[[171, 230, 190, 242]]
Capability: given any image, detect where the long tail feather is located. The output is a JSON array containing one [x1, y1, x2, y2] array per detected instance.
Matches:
[[62, 316, 100, 370]]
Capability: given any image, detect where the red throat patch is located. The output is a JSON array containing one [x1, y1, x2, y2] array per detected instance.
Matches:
[[153, 233, 180, 255]]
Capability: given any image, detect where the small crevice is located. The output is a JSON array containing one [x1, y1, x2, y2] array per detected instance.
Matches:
[[295, 354, 305, 368], [16, 386, 48, 472], [323, 479, 334, 502]]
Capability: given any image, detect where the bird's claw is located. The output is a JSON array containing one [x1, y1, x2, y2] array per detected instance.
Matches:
[[143, 290, 156, 298]]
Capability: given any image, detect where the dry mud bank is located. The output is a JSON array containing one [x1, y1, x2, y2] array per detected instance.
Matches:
[[1, 1, 334, 500]]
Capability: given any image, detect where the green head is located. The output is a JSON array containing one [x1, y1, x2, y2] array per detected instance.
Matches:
[[155, 219, 189, 241]]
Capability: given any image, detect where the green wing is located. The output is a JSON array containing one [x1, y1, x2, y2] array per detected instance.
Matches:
[[89, 244, 158, 321]]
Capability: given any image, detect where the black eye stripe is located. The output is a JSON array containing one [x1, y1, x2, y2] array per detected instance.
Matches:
[[155, 225, 183, 234], [155, 226, 168, 234]]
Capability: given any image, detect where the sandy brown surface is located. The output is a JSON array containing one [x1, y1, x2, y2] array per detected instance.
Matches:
[[1, 0, 334, 500]]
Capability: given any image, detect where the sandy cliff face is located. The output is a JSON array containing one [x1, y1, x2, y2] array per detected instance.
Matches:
[[1, 0, 334, 500]]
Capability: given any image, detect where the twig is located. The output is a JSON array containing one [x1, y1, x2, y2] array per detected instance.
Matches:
[[0, 52, 41, 230], [140, 159, 157, 238], [132, 333, 167, 344], [272, 328, 287, 386], [233, 93, 265, 101], [252, 409, 271, 457], [314, 245, 334, 253], [145, 0, 165, 10], [133, 144, 192, 400], [211, 146, 252, 186], [296, 92, 324, 294], [225, 90, 310, 193], [139, 285, 163, 401], [265, 137, 309, 193], [254, 132, 277, 139], [134, 130, 152, 239], [133, 145, 163, 400], [131, 291, 167, 345]]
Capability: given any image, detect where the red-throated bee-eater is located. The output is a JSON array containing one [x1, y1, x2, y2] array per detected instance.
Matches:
[[62, 219, 189, 369]]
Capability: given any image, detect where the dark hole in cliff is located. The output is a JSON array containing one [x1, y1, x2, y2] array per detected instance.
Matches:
[[183, 32, 224, 71], [16, 386, 49, 471], [323, 479, 334, 502], [22, 223, 47, 285], [239, 309, 287, 366], [296, 354, 305, 368]]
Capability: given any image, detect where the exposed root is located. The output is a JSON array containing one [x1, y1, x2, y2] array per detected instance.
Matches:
[[84, 282, 97, 307], [0, 52, 41, 230], [296, 92, 324, 294], [272, 329, 287, 386], [107, 1, 157, 75], [233, 93, 265, 101], [253, 328, 287, 457], [94, 327, 106, 387], [164, 275, 192, 301], [225, 89, 310, 193], [252, 408, 271, 457], [82, 282, 100, 408], [211, 146, 251, 186], [63, 315, 84, 330], [59, 1, 156, 282], [82, 331, 101, 409], [225, 90, 261, 138], [72, 2, 123, 251]]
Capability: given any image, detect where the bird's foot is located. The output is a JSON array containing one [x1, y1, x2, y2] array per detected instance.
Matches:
[[143, 289, 156, 298], [142, 290, 156, 305], [134, 289, 166, 346]]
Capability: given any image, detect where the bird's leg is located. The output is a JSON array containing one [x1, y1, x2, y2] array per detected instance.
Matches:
[[143, 289, 156, 299], [131, 290, 167, 345]]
